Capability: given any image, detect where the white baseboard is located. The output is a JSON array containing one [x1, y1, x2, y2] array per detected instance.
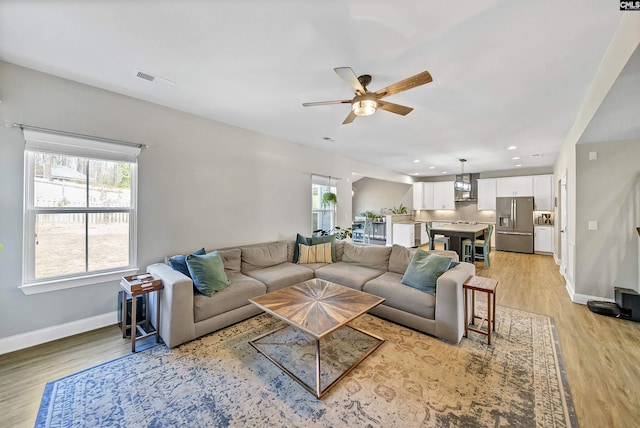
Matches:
[[564, 276, 576, 302], [563, 276, 615, 305], [0, 311, 118, 355], [571, 293, 615, 305]]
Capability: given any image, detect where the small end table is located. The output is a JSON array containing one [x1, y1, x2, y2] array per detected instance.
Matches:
[[463, 275, 498, 345], [120, 274, 164, 352]]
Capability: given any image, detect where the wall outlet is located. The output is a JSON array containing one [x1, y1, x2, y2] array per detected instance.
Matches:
[[588, 221, 598, 231], [589, 151, 598, 160]]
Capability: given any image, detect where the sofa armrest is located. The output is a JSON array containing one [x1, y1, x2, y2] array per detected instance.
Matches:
[[147, 262, 197, 348], [434, 262, 475, 343]]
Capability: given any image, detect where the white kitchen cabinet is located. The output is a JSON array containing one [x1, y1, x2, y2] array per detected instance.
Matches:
[[533, 174, 554, 211], [477, 178, 497, 210], [534, 226, 554, 253], [496, 176, 533, 197], [432, 181, 455, 210], [392, 223, 415, 247], [412, 182, 433, 210]]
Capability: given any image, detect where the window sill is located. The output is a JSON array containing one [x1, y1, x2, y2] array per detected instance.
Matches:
[[19, 268, 139, 295]]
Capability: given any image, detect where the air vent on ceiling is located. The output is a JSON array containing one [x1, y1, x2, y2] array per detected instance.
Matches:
[[136, 70, 155, 82], [133, 69, 175, 87]]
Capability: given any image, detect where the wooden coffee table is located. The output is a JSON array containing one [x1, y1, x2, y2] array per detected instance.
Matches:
[[248, 278, 385, 398]]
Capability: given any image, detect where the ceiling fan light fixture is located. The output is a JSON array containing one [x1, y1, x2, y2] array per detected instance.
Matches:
[[352, 99, 377, 116]]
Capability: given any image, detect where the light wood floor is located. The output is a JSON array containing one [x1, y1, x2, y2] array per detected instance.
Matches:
[[1, 251, 639, 427]]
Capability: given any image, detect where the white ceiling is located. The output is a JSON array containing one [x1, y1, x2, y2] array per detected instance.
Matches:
[[0, 1, 629, 177]]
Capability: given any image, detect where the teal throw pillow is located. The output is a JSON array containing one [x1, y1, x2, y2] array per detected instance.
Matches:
[[293, 233, 312, 263], [401, 249, 452, 295], [168, 248, 206, 278], [186, 251, 229, 297], [311, 234, 337, 262]]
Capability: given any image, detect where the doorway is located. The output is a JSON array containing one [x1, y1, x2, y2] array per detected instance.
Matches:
[[559, 170, 568, 277]]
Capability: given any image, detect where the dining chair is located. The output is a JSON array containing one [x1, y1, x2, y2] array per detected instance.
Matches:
[[461, 239, 473, 262], [473, 224, 493, 268], [352, 218, 371, 244], [425, 222, 449, 250]]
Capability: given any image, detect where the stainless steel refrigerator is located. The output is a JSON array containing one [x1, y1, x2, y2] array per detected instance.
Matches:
[[495, 196, 534, 253]]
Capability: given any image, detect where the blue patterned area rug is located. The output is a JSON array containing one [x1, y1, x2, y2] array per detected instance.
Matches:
[[36, 307, 577, 427]]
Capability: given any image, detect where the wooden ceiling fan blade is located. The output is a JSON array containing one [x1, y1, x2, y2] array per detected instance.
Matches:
[[377, 101, 413, 116], [302, 100, 351, 107], [342, 110, 357, 125], [374, 70, 432, 99], [334, 67, 366, 95]]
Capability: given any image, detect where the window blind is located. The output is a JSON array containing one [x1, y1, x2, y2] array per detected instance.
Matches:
[[22, 128, 142, 162]]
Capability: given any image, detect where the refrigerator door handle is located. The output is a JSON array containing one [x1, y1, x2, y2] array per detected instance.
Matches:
[[497, 231, 533, 236], [513, 199, 517, 228]]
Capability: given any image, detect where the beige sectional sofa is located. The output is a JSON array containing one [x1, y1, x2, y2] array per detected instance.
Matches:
[[147, 240, 475, 348]]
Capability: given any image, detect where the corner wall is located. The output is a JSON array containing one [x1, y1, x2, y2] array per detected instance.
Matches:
[[554, 13, 640, 301]]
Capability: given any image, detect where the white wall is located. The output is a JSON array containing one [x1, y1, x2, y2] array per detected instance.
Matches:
[[351, 177, 412, 218], [0, 61, 410, 343], [575, 140, 640, 297]]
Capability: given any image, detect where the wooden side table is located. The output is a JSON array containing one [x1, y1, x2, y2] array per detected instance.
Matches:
[[120, 274, 164, 352], [463, 275, 498, 345]]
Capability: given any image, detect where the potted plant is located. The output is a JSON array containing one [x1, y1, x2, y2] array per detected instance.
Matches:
[[391, 203, 408, 214], [322, 192, 337, 206]]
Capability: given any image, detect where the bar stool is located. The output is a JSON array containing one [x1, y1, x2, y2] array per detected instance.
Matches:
[[425, 222, 449, 250], [461, 239, 473, 262]]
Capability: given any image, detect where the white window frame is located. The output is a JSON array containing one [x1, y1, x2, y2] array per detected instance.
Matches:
[[19, 128, 141, 295], [311, 175, 337, 233]]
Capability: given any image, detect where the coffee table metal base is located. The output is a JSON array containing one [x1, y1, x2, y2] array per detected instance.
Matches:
[[249, 322, 384, 398]]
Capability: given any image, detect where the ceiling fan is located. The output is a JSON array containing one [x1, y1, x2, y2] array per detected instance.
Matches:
[[302, 67, 432, 125]]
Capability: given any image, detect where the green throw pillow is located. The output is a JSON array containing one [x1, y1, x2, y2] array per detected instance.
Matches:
[[186, 251, 229, 297], [401, 249, 452, 295], [311, 234, 337, 262]]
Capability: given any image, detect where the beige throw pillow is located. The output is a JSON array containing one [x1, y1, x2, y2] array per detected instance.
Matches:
[[297, 243, 333, 264]]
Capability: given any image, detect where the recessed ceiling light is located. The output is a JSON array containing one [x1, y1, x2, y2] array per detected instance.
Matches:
[[508, 145, 517, 150], [413, 159, 420, 163], [429, 166, 435, 170], [512, 156, 520, 160], [413, 173, 420, 176], [515, 164, 523, 167], [442, 171, 448, 174], [531, 153, 543, 157]]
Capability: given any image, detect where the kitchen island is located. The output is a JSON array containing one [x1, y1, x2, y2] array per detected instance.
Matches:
[[429, 223, 488, 261]]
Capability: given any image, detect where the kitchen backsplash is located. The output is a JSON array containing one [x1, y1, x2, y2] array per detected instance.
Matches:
[[414, 202, 554, 225]]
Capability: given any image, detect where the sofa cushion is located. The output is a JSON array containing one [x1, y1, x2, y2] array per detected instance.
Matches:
[[241, 242, 288, 272], [298, 242, 333, 264], [335, 240, 345, 261], [315, 262, 384, 291], [186, 251, 230, 297], [193, 272, 266, 322], [401, 250, 452, 295], [244, 262, 314, 293], [364, 272, 436, 319], [342, 242, 392, 271], [217, 248, 241, 273], [389, 245, 417, 274], [166, 247, 206, 278]]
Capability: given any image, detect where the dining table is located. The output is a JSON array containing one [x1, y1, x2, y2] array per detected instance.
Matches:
[[429, 223, 489, 262]]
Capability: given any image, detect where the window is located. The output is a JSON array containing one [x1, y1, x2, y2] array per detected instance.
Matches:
[[21, 128, 141, 294], [311, 175, 336, 232]]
